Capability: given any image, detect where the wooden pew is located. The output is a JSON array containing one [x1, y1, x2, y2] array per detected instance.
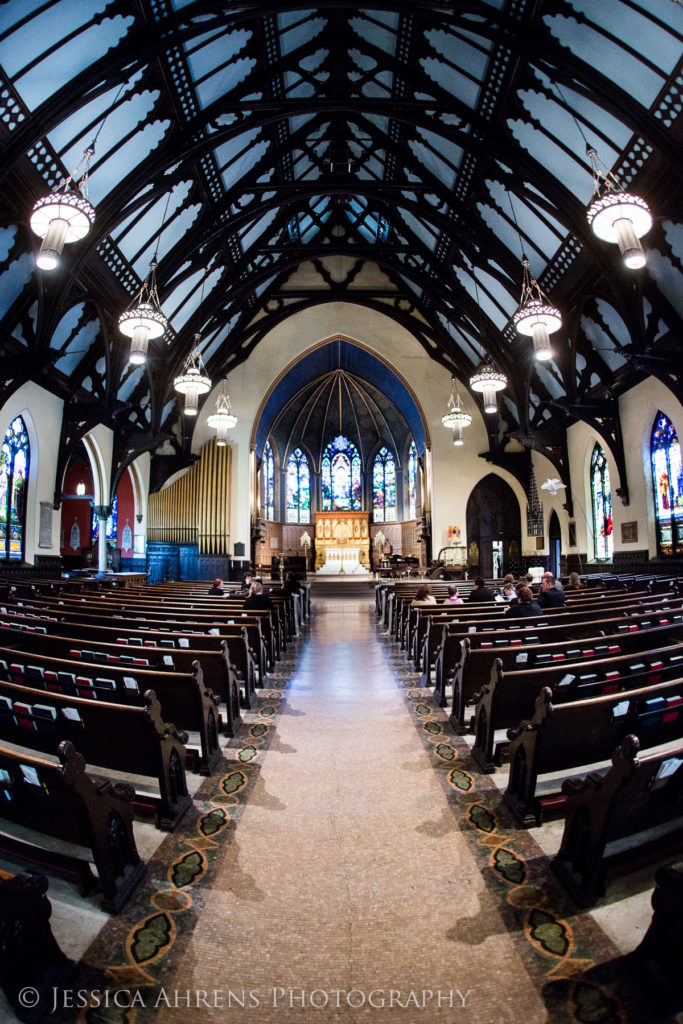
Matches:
[[627, 860, 683, 1016], [0, 869, 75, 1023], [0, 740, 146, 911], [550, 734, 683, 906], [503, 680, 683, 827], [417, 591, 677, 680], [0, 646, 222, 776], [0, 680, 191, 830], [471, 645, 683, 771], [434, 604, 683, 718], [2, 591, 278, 669], [0, 604, 268, 688], [1, 626, 243, 738], [445, 619, 683, 730]]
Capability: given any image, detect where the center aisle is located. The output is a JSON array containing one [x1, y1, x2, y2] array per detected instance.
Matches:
[[157, 596, 545, 1023]]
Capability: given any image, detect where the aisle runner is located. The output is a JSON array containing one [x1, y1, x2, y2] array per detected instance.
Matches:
[[380, 636, 657, 1024], [51, 649, 301, 1024]]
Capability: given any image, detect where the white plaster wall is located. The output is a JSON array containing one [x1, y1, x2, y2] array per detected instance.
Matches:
[[530, 449, 572, 554], [0, 382, 63, 560], [565, 375, 683, 562], [619, 378, 683, 558], [191, 302, 529, 555]]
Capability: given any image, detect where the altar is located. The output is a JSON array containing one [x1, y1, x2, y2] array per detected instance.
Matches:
[[314, 511, 371, 574]]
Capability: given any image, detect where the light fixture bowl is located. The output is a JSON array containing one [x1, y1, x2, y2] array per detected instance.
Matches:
[[173, 368, 211, 396], [513, 300, 562, 337], [207, 411, 238, 430], [442, 411, 472, 429], [587, 192, 652, 242], [469, 365, 507, 394], [118, 303, 167, 340], [30, 192, 95, 242]]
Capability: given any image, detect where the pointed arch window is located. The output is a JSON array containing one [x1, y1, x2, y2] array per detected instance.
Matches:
[[408, 441, 418, 520], [92, 496, 117, 542], [286, 448, 310, 523], [590, 444, 612, 561], [650, 412, 683, 556], [373, 447, 397, 523], [263, 441, 274, 521], [0, 416, 29, 561], [321, 435, 361, 511]]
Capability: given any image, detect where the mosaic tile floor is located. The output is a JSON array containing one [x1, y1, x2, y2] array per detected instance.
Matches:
[[14, 597, 680, 1024]]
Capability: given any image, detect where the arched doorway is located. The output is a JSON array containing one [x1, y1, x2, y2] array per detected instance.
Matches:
[[466, 475, 521, 578], [548, 510, 562, 579]]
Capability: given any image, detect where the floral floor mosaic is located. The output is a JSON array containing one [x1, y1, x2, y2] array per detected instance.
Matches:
[[36, 602, 678, 1024], [378, 633, 677, 1024]]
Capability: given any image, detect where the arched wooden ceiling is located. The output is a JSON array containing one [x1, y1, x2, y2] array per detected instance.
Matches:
[[0, 0, 682, 492]]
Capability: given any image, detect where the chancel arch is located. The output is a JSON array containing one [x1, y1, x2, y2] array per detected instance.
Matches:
[[251, 338, 429, 570]]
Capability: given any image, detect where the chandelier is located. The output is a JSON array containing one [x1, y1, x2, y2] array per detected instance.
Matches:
[[173, 341, 211, 416], [207, 381, 238, 446], [30, 145, 95, 270], [586, 144, 652, 269], [441, 377, 472, 445], [469, 362, 507, 414], [513, 257, 561, 361], [118, 259, 167, 365]]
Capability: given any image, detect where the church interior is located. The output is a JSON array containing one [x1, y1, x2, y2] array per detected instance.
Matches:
[[1, 1, 683, 1021]]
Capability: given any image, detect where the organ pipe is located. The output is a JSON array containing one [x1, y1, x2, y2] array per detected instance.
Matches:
[[147, 439, 231, 553]]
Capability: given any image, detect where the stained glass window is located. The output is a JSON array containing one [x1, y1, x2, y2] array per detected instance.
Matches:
[[372, 447, 397, 523], [286, 448, 310, 523], [0, 416, 29, 561], [321, 435, 361, 511], [92, 496, 117, 542], [408, 441, 417, 519], [590, 444, 612, 560], [263, 441, 274, 520], [651, 412, 683, 556]]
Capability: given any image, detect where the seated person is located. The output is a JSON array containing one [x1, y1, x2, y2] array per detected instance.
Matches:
[[467, 576, 496, 602], [244, 581, 275, 611], [444, 584, 463, 604], [505, 585, 543, 619], [208, 577, 224, 596], [537, 573, 566, 608], [567, 571, 582, 590], [542, 570, 564, 592], [284, 571, 301, 594], [411, 583, 436, 605], [502, 582, 517, 601]]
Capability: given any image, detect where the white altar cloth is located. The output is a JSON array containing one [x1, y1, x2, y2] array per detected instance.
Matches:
[[316, 546, 370, 575]]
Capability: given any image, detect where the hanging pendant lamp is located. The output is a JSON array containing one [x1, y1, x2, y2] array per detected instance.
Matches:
[[469, 362, 507, 414], [207, 380, 238, 445], [586, 145, 652, 269], [119, 260, 167, 365], [513, 257, 562, 361], [30, 146, 95, 270], [441, 377, 472, 445], [174, 341, 211, 416]]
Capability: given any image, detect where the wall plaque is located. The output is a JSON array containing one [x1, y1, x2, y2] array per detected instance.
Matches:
[[621, 521, 638, 543], [38, 502, 53, 549]]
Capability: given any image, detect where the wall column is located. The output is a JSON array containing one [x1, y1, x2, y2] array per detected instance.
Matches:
[[92, 505, 110, 576]]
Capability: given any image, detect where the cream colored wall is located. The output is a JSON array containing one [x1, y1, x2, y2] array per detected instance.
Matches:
[[565, 377, 683, 561], [0, 382, 63, 560], [618, 378, 683, 558], [191, 302, 529, 557]]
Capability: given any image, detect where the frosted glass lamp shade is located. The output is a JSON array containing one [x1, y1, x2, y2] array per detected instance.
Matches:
[[587, 192, 652, 269], [30, 192, 95, 269], [513, 300, 561, 361], [470, 364, 507, 414], [119, 303, 167, 366]]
